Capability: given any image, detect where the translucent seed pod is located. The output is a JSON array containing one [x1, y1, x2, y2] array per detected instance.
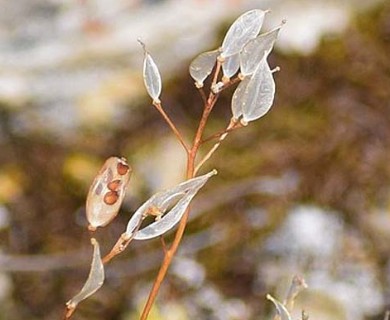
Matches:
[[86, 157, 132, 231], [231, 75, 251, 120], [189, 49, 220, 88], [240, 23, 284, 76], [126, 170, 217, 240], [222, 53, 240, 81], [140, 41, 162, 103], [66, 239, 104, 314], [231, 57, 275, 124], [221, 9, 266, 58], [241, 58, 275, 123]]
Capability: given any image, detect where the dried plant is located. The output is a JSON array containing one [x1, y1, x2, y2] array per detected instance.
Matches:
[[63, 9, 288, 319]]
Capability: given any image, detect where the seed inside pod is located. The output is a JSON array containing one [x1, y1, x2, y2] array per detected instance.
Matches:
[[104, 191, 119, 205], [117, 162, 130, 175], [107, 179, 121, 191]]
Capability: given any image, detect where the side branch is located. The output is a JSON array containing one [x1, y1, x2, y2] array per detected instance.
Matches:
[[153, 102, 190, 153], [195, 118, 240, 175], [102, 213, 146, 264], [201, 120, 243, 144]]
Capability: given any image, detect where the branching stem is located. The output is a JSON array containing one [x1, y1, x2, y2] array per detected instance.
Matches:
[[139, 71, 222, 320], [102, 214, 146, 264], [194, 118, 239, 175]]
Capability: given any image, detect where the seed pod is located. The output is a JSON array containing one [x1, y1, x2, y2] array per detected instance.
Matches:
[[66, 238, 104, 317], [126, 170, 217, 240], [140, 40, 162, 103], [86, 157, 132, 231], [189, 49, 220, 88], [231, 57, 275, 123], [240, 23, 284, 76], [222, 53, 240, 81], [221, 9, 266, 58]]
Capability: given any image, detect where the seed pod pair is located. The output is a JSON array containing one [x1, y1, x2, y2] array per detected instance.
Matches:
[[86, 157, 132, 231]]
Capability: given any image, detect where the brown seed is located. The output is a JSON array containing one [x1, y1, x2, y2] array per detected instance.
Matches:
[[117, 161, 129, 175], [103, 191, 119, 205], [107, 179, 121, 191]]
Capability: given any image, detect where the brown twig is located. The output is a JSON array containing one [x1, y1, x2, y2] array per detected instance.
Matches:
[[153, 101, 190, 153], [201, 120, 242, 144], [160, 236, 168, 254], [139, 66, 222, 320], [218, 75, 241, 91], [211, 58, 222, 90], [102, 213, 146, 264], [197, 87, 208, 106], [194, 118, 239, 175]]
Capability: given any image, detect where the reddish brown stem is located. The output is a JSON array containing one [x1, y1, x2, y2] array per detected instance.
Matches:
[[197, 87, 208, 106], [194, 118, 238, 175], [139, 94, 220, 320], [102, 214, 145, 264], [219, 75, 241, 91], [160, 236, 168, 254], [201, 120, 243, 144], [153, 102, 190, 154]]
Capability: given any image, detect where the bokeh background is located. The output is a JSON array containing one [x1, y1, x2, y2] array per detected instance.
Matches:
[[0, 0, 389, 319]]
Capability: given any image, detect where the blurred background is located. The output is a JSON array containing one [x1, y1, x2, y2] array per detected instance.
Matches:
[[0, 0, 389, 319]]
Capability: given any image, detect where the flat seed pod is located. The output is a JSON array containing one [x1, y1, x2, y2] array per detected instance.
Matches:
[[222, 53, 240, 80], [233, 57, 275, 124], [142, 46, 162, 103], [221, 9, 266, 58], [189, 49, 219, 88], [240, 24, 283, 76], [231, 75, 251, 120], [66, 239, 104, 311], [86, 157, 132, 230], [241, 58, 275, 123], [125, 170, 217, 239], [266, 294, 292, 320]]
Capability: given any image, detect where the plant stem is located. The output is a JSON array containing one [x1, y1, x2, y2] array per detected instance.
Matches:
[[197, 87, 208, 106], [102, 214, 145, 264], [153, 102, 190, 153], [201, 120, 242, 144], [139, 58, 224, 320], [139, 94, 220, 320], [194, 118, 237, 175]]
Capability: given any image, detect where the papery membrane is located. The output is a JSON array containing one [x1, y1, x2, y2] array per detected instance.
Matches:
[[231, 76, 251, 120], [222, 53, 240, 79], [233, 57, 275, 123], [240, 25, 282, 76], [143, 51, 162, 102], [66, 239, 105, 309], [189, 49, 219, 87], [221, 9, 265, 58], [125, 170, 217, 239]]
